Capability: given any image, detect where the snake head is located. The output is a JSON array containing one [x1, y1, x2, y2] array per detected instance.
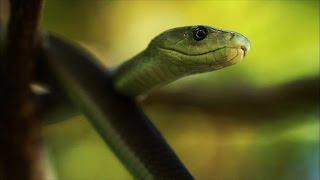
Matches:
[[149, 25, 250, 73]]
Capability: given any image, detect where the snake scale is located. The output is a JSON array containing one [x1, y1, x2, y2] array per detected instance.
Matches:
[[114, 25, 250, 96], [39, 25, 250, 179]]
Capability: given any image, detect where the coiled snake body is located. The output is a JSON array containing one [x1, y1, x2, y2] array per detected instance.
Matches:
[[40, 25, 250, 179]]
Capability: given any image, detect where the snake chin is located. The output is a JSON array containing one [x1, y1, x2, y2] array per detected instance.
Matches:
[[208, 47, 245, 69], [224, 48, 245, 64]]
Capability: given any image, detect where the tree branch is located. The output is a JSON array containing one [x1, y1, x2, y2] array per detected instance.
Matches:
[[0, 0, 43, 179], [37, 75, 319, 124], [144, 76, 319, 121]]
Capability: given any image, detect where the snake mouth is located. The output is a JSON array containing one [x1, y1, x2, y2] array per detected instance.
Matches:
[[159, 46, 246, 61], [158, 46, 245, 68], [158, 46, 227, 56]]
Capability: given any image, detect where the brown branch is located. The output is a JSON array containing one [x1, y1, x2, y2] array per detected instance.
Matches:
[[0, 0, 43, 179], [144, 76, 319, 121]]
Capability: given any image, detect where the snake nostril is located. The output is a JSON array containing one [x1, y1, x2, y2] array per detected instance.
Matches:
[[240, 46, 247, 56], [240, 46, 247, 52]]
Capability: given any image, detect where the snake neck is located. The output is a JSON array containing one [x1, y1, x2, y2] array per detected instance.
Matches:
[[113, 49, 187, 97]]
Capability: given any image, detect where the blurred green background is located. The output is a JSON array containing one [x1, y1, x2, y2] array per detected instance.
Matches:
[[41, 0, 319, 180]]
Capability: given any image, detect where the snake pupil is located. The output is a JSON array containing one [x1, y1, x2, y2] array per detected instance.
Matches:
[[193, 26, 208, 41]]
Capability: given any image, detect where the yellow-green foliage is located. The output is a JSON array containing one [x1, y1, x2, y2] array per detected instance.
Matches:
[[42, 1, 319, 179]]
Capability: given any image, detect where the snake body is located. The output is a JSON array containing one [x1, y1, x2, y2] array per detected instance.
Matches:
[[39, 25, 250, 179]]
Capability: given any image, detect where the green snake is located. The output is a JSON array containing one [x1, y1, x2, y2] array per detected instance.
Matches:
[[113, 25, 250, 97], [39, 25, 250, 179]]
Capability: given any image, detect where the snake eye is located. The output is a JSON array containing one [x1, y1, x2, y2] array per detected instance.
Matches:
[[193, 26, 208, 41]]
